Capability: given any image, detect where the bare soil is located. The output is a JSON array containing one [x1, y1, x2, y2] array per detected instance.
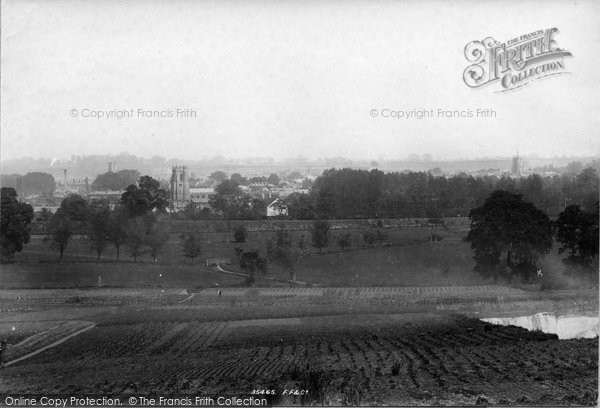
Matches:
[[1, 288, 597, 406]]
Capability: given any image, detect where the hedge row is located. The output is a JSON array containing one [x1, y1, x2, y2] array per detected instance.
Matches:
[[29, 217, 470, 236]]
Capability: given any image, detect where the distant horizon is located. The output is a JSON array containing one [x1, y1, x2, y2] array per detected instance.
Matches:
[[2, 151, 599, 165]]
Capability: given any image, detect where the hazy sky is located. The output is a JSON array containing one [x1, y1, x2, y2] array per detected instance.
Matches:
[[1, 0, 599, 161]]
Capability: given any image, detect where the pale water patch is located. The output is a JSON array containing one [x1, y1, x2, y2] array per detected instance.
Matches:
[[482, 312, 599, 339]]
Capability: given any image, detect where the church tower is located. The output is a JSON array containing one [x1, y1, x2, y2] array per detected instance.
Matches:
[[170, 165, 190, 210]]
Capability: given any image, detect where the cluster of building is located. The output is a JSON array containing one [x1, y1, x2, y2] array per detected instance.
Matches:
[[22, 163, 310, 218], [170, 166, 309, 217]]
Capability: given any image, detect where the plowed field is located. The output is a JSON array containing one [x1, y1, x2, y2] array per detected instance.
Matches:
[[2, 312, 597, 406]]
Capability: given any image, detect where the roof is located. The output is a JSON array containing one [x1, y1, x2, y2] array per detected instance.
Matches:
[[189, 188, 215, 194]]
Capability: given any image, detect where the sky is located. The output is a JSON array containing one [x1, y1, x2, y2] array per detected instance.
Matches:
[[1, 0, 599, 161]]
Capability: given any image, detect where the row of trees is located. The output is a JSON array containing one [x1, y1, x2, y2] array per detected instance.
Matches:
[[43, 176, 170, 262], [1, 172, 56, 198], [207, 170, 310, 188], [175, 167, 598, 221], [234, 221, 329, 283], [285, 167, 599, 220]]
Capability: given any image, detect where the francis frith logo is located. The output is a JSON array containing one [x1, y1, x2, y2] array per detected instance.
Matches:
[[463, 28, 572, 92]]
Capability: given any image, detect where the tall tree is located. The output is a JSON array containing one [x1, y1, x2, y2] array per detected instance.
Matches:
[[554, 203, 599, 275], [239, 249, 268, 279], [120, 175, 168, 217], [182, 233, 202, 263], [267, 226, 310, 282], [312, 220, 330, 254], [107, 206, 128, 261], [87, 200, 111, 261], [0, 187, 34, 262], [45, 209, 73, 262], [146, 222, 170, 263], [125, 217, 147, 262], [466, 190, 553, 282], [60, 194, 90, 221]]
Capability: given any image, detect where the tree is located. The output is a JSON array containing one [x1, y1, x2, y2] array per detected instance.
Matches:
[[239, 249, 268, 279], [215, 180, 241, 196], [121, 175, 168, 217], [267, 226, 310, 282], [107, 206, 128, 261], [285, 172, 304, 182], [312, 220, 330, 254], [1, 187, 34, 262], [233, 225, 248, 243], [182, 233, 202, 263], [209, 171, 228, 185], [249, 176, 266, 184], [45, 209, 73, 262], [337, 232, 352, 251], [267, 174, 280, 186], [147, 222, 170, 263], [91, 169, 140, 191], [554, 204, 599, 275], [87, 200, 111, 261], [573, 168, 599, 212], [230, 173, 247, 186], [246, 198, 267, 220], [17, 172, 55, 197], [466, 190, 553, 282], [285, 193, 315, 220], [125, 217, 147, 262], [60, 194, 90, 221]]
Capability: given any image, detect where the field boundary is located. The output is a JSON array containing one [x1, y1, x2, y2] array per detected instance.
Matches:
[[216, 263, 308, 285], [4, 322, 96, 367]]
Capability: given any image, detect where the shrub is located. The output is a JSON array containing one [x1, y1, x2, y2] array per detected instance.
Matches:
[[233, 225, 248, 243]]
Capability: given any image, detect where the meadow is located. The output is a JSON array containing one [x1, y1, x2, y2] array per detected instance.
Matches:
[[3, 222, 481, 289]]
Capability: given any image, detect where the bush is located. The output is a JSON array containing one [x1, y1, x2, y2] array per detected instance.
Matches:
[[233, 225, 248, 243]]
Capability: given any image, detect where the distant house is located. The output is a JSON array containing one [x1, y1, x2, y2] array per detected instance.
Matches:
[[32, 205, 60, 214], [88, 190, 125, 209], [266, 198, 288, 217], [189, 187, 215, 209]]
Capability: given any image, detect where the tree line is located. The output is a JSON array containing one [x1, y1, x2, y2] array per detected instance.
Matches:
[[2, 170, 598, 287], [288, 167, 599, 220], [175, 167, 599, 221], [1, 176, 172, 263]]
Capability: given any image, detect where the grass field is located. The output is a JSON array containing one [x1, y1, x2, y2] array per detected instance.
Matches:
[[3, 224, 482, 289]]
